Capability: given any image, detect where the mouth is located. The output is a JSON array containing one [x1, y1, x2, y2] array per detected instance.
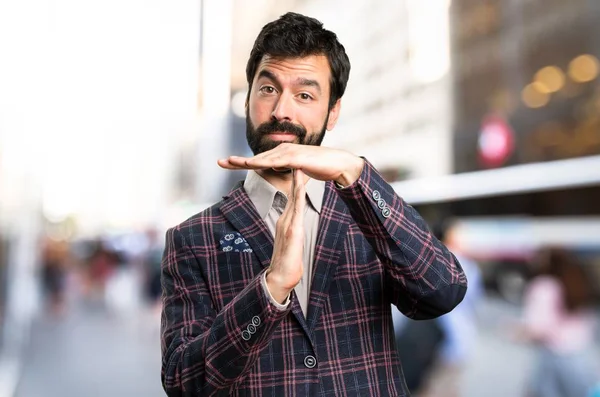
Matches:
[[266, 132, 297, 141]]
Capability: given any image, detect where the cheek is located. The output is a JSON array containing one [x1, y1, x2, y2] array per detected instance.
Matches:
[[299, 108, 328, 132], [248, 97, 271, 124]]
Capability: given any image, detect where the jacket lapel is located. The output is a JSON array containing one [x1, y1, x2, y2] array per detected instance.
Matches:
[[306, 182, 351, 333], [220, 180, 349, 339], [220, 181, 313, 337], [220, 181, 274, 269]]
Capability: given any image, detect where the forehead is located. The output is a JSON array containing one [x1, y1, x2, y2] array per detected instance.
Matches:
[[255, 55, 331, 87]]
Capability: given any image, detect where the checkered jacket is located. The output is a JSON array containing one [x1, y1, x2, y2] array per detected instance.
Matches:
[[161, 160, 467, 396]]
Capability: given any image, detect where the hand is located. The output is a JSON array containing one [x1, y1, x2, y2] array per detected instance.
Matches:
[[265, 168, 306, 303], [218, 143, 365, 186]]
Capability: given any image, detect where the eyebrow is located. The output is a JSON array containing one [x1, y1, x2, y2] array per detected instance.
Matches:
[[257, 70, 322, 94], [296, 77, 322, 94]]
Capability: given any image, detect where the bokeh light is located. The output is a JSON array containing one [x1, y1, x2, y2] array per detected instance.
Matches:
[[568, 54, 600, 83]]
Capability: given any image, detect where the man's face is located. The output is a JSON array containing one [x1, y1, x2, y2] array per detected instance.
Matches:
[[246, 55, 341, 155]]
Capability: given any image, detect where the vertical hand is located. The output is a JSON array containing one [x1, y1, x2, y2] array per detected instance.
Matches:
[[265, 168, 306, 303]]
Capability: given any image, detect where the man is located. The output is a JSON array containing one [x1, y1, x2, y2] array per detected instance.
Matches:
[[161, 12, 467, 396]]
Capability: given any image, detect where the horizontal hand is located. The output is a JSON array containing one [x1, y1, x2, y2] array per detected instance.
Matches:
[[218, 143, 364, 186]]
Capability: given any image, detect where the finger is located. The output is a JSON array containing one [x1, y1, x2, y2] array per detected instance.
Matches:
[[277, 169, 296, 225], [248, 157, 296, 170], [217, 158, 249, 170], [224, 144, 299, 170], [219, 156, 254, 168], [278, 168, 304, 226], [246, 144, 299, 169], [218, 155, 287, 170], [291, 169, 306, 225], [291, 168, 297, 203], [224, 156, 286, 170]]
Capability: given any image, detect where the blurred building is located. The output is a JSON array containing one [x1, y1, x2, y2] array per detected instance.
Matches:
[[452, 0, 600, 172], [439, 0, 600, 217], [0, 2, 202, 386], [0, 0, 45, 363], [393, 0, 600, 301]]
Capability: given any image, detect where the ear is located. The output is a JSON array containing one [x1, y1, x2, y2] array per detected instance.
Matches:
[[326, 99, 342, 131]]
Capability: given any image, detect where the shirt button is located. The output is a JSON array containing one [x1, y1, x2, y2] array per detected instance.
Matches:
[[372, 190, 381, 201], [241, 330, 251, 341], [251, 316, 261, 327], [304, 355, 317, 369]]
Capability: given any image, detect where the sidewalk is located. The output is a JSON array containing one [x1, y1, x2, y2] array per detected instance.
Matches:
[[0, 353, 21, 397], [0, 321, 29, 397], [13, 302, 164, 397]]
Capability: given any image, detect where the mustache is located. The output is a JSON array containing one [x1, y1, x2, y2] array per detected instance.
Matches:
[[255, 120, 307, 139]]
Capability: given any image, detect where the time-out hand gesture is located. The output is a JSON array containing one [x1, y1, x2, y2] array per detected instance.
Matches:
[[218, 143, 364, 187], [265, 168, 306, 303]]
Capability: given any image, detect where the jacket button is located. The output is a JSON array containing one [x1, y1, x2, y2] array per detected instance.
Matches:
[[241, 330, 251, 341], [382, 207, 391, 218], [251, 316, 261, 327], [372, 190, 381, 201], [304, 355, 317, 368]]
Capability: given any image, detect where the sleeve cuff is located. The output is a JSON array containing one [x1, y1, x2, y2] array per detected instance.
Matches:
[[261, 271, 290, 311]]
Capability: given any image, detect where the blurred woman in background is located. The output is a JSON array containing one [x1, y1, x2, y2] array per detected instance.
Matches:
[[40, 237, 69, 317], [518, 247, 599, 397]]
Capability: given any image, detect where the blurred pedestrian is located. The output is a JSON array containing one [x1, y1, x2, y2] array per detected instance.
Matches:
[[141, 229, 163, 307], [516, 247, 599, 397], [86, 239, 118, 304], [160, 12, 468, 396], [398, 220, 484, 397], [40, 237, 69, 317]]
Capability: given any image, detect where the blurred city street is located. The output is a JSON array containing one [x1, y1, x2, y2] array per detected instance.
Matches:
[[464, 297, 534, 397], [14, 301, 164, 397], [10, 295, 589, 397]]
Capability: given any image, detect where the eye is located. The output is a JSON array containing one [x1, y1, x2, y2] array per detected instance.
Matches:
[[259, 86, 276, 94], [298, 93, 313, 101]]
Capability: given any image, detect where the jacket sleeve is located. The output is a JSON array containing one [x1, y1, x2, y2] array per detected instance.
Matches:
[[160, 226, 290, 396], [335, 159, 468, 320]]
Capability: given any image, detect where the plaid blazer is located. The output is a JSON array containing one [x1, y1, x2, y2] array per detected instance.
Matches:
[[161, 160, 467, 396]]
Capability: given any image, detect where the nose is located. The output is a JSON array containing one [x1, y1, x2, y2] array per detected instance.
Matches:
[[271, 92, 295, 122]]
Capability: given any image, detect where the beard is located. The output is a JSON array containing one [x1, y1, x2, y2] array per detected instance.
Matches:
[[245, 109, 329, 156]]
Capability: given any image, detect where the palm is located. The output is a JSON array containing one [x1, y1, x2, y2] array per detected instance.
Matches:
[[218, 143, 361, 184]]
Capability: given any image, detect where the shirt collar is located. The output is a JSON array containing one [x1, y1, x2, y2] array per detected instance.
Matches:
[[244, 170, 325, 220], [306, 177, 325, 214]]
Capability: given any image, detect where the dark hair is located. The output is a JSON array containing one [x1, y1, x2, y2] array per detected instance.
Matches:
[[245, 12, 351, 110], [537, 247, 595, 311]]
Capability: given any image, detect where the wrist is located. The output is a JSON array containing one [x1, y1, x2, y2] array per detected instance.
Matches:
[[335, 156, 364, 187], [265, 270, 296, 304]]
